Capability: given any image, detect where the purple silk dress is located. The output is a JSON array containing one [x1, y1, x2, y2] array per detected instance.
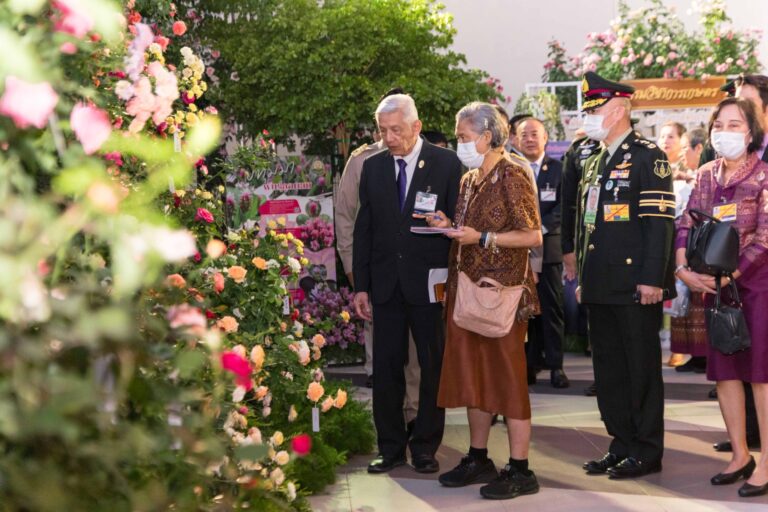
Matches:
[[676, 153, 768, 383]]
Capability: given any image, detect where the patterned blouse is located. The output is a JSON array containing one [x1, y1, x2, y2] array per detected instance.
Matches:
[[447, 155, 541, 317], [675, 153, 768, 278]]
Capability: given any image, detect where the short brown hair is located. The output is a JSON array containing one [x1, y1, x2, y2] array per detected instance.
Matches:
[[661, 121, 686, 138], [707, 97, 765, 154]]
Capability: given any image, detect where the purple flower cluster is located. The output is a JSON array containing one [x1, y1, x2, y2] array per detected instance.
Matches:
[[301, 217, 334, 251], [300, 286, 363, 349]]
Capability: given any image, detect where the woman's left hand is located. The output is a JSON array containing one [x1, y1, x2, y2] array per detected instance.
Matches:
[[700, 275, 732, 290], [446, 226, 481, 245]]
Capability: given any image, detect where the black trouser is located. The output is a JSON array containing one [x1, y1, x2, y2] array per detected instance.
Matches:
[[588, 303, 665, 463], [372, 282, 445, 459], [527, 262, 565, 370]]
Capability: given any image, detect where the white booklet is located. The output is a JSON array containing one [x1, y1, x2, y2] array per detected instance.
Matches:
[[411, 226, 461, 235], [428, 268, 448, 303]]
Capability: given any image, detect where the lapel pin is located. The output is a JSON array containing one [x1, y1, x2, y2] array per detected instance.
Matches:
[[418, 160, 425, 169]]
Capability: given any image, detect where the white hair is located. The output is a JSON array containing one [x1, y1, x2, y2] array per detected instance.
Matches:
[[375, 94, 418, 124]]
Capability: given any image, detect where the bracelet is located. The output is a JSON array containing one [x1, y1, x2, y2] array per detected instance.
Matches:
[[490, 232, 498, 253], [674, 264, 688, 276]]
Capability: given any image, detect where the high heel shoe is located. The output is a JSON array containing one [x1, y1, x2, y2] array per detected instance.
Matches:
[[711, 456, 755, 485], [738, 480, 768, 497]]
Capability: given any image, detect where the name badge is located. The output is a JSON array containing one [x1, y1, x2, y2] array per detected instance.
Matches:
[[713, 203, 737, 222], [414, 190, 438, 214], [609, 170, 630, 179], [540, 186, 556, 202], [604, 202, 630, 222], [584, 185, 600, 225]]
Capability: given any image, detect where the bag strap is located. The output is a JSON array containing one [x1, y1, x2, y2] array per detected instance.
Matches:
[[689, 208, 719, 225], [713, 273, 742, 310]]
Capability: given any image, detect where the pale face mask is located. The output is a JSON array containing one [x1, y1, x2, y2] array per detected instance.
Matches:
[[456, 136, 488, 169], [711, 130, 749, 160]]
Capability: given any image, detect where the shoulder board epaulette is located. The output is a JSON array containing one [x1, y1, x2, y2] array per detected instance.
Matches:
[[507, 152, 528, 165], [350, 143, 370, 157], [633, 138, 658, 149]]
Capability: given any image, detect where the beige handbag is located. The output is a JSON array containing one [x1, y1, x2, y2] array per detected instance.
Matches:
[[451, 174, 528, 338]]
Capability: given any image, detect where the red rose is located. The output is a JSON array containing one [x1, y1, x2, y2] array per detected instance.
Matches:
[[205, 309, 216, 319], [291, 434, 312, 456], [172, 20, 187, 36], [193, 252, 202, 263], [195, 208, 214, 223]]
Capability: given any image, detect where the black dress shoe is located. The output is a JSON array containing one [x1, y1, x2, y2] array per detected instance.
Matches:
[[711, 456, 755, 485], [584, 382, 597, 397], [367, 454, 406, 473], [739, 480, 768, 497], [439, 455, 498, 487], [480, 465, 539, 500], [675, 358, 697, 372], [365, 374, 373, 388], [551, 369, 570, 389], [607, 457, 662, 479], [708, 387, 718, 399], [583, 453, 621, 474], [412, 455, 439, 474], [713, 438, 761, 452]]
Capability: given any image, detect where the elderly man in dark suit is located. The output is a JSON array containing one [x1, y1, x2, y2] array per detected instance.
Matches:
[[353, 93, 462, 474], [518, 118, 569, 389]]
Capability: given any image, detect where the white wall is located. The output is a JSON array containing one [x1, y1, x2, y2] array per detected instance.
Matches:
[[441, 0, 768, 111]]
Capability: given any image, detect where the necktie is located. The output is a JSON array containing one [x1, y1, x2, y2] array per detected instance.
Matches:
[[531, 162, 539, 179], [396, 158, 407, 211]]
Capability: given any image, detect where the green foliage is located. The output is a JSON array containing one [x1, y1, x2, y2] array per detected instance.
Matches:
[[287, 439, 346, 494], [515, 91, 565, 140], [317, 393, 375, 456], [195, 0, 500, 149]]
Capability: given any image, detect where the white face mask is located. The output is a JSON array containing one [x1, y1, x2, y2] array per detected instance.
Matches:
[[456, 137, 488, 169], [711, 130, 748, 160], [582, 114, 610, 141]]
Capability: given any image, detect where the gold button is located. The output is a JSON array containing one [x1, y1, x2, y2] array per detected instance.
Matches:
[[588, 244, 595, 251], [626, 258, 633, 264]]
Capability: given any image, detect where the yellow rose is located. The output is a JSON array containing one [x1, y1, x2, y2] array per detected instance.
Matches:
[[267, 220, 278, 230], [201, 81, 208, 91], [300, 257, 309, 266], [227, 265, 247, 283], [168, 124, 177, 134], [201, 191, 212, 200], [270, 431, 284, 446], [334, 389, 347, 409], [186, 112, 198, 126], [218, 185, 225, 193], [252, 257, 267, 270], [277, 216, 286, 226], [188, 103, 198, 112], [216, 316, 239, 333], [286, 232, 294, 241], [307, 381, 324, 402], [340, 310, 351, 323], [176, 189, 186, 198]]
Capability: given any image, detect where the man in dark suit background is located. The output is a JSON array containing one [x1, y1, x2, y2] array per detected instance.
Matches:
[[518, 118, 569, 388], [353, 93, 462, 474]]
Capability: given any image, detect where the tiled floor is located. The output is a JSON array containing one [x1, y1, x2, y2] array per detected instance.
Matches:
[[314, 352, 768, 511]]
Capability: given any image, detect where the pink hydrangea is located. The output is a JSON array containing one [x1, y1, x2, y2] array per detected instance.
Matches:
[[0, 77, 58, 129]]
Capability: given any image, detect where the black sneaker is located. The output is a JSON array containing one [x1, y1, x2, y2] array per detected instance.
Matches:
[[438, 455, 498, 487], [479, 465, 539, 500]]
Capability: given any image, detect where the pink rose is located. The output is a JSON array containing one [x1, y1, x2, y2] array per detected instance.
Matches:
[[166, 304, 206, 334], [291, 434, 312, 456], [195, 208, 214, 223], [59, 42, 77, 54], [221, 351, 253, 390], [0, 77, 58, 129], [53, 0, 94, 39], [71, 103, 111, 154], [172, 20, 187, 36]]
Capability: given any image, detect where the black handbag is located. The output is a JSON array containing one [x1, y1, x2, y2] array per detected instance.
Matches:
[[705, 278, 751, 355], [685, 209, 739, 276]]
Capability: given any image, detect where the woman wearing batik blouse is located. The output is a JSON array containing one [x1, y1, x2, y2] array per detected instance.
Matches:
[[676, 97, 768, 498], [425, 102, 542, 501]]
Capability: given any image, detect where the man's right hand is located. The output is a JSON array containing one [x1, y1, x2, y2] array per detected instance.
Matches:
[[354, 291, 372, 321], [563, 252, 577, 281]]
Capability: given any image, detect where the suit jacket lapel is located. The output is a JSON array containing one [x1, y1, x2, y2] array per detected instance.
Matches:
[[400, 143, 433, 222]]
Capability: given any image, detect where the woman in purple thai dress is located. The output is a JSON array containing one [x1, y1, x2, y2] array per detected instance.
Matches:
[[676, 97, 768, 498]]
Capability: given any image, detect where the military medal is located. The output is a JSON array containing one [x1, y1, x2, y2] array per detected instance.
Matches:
[[624, 152, 632, 160], [418, 160, 425, 169], [621, 143, 629, 150], [605, 180, 614, 191]]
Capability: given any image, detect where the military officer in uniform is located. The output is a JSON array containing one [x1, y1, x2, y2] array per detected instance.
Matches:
[[560, 131, 601, 396], [576, 72, 676, 479]]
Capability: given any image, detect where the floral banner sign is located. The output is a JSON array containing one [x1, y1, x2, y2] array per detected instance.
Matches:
[[627, 76, 728, 110], [226, 156, 335, 301]]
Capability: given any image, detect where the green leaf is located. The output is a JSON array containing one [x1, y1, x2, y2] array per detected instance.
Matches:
[[176, 349, 209, 379], [234, 443, 268, 461]]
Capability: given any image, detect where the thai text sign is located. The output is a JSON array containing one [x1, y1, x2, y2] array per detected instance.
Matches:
[[628, 77, 727, 110]]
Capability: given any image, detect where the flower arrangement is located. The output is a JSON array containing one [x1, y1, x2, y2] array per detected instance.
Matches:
[[542, 0, 762, 82], [299, 285, 365, 363]]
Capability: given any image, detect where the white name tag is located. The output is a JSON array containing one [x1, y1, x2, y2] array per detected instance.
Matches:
[[540, 189, 556, 202], [414, 190, 438, 214]]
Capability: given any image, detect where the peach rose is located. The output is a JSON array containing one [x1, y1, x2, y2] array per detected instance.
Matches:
[[227, 265, 247, 283], [254, 385, 268, 400], [288, 405, 298, 423], [307, 381, 324, 402], [252, 257, 267, 270], [216, 315, 239, 333], [250, 345, 265, 370], [334, 389, 347, 409], [213, 271, 225, 293], [311, 334, 326, 348], [165, 273, 186, 288], [274, 450, 290, 466], [231, 344, 247, 359], [206, 239, 227, 259], [320, 396, 334, 412]]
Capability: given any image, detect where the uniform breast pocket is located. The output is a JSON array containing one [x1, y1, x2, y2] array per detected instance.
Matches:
[[608, 248, 641, 292]]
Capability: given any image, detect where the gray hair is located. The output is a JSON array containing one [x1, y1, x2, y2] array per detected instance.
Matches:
[[375, 94, 418, 124], [455, 101, 510, 149], [686, 127, 707, 149]]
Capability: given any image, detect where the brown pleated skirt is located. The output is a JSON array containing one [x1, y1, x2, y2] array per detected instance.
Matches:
[[670, 292, 708, 357], [437, 295, 531, 420]]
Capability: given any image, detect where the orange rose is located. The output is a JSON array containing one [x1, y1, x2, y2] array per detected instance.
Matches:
[[216, 315, 239, 333], [251, 345, 265, 370], [206, 239, 227, 259], [252, 257, 267, 270], [320, 396, 334, 412], [227, 265, 247, 283], [165, 273, 186, 288], [307, 381, 324, 402], [254, 386, 269, 400], [311, 334, 326, 348], [334, 389, 347, 409]]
